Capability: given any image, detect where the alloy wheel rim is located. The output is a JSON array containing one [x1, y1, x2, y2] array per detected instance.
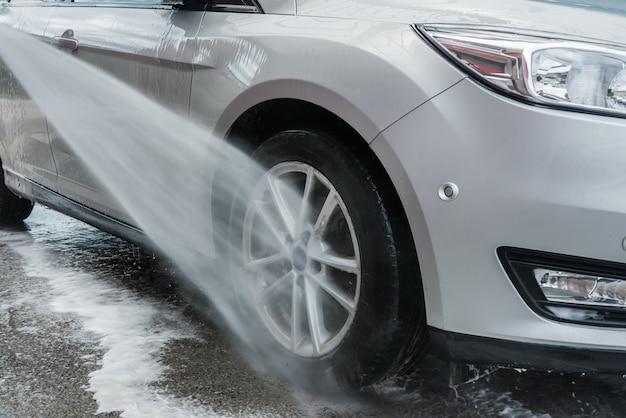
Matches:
[[241, 161, 361, 357]]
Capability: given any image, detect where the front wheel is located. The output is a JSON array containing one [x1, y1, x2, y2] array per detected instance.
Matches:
[[229, 130, 428, 389]]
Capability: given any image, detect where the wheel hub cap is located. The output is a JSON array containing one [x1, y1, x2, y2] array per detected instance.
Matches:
[[291, 246, 307, 271]]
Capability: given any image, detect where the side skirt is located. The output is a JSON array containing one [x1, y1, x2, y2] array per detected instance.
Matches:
[[3, 169, 156, 250]]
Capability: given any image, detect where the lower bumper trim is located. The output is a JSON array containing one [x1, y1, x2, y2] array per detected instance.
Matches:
[[429, 327, 626, 374]]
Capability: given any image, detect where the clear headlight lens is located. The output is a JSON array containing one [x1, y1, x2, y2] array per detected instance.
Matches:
[[419, 25, 626, 116]]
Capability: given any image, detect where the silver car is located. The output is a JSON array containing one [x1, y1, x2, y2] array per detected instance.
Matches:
[[1, 0, 626, 389]]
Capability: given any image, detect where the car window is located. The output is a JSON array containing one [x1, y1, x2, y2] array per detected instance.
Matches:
[[214, 0, 254, 4], [68, 0, 255, 4], [3, 0, 55, 3], [71, 0, 175, 4], [3, 0, 169, 3], [3, 0, 256, 7]]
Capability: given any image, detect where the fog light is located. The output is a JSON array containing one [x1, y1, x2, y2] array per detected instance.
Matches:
[[534, 268, 626, 307], [498, 247, 626, 326]]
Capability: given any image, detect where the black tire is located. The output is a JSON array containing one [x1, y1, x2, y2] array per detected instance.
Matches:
[[228, 130, 428, 390], [0, 170, 33, 226]]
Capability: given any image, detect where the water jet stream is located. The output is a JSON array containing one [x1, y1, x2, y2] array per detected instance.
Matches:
[[0, 23, 304, 390]]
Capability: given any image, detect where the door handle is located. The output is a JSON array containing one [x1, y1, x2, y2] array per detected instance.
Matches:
[[52, 29, 78, 51]]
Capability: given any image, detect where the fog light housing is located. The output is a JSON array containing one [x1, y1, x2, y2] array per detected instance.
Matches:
[[498, 247, 626, 326]]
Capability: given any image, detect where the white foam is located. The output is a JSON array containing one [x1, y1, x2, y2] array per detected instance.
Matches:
[[0, 209, 232, 417]]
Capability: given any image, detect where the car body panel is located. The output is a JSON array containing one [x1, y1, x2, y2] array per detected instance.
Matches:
[[42, 5, 204, 225], [0, 5, 57, 190], [373, 77, 626, 349], [191, 13, 465, 141], [296, 0, 626, 45]]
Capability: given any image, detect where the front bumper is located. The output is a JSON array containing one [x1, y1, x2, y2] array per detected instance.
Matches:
[[372, 77, 626, 363]]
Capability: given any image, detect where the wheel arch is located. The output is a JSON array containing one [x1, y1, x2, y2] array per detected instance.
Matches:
[[221, 98, 431, 375], [225, 98, 365, 153], [224, 99, 407, 217], [224, 96, 419, 246]]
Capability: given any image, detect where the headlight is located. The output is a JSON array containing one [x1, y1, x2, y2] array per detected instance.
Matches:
[[418, 25, 626, 117]]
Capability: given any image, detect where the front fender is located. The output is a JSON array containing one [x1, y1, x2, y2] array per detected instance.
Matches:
[[190, 13, 464, 142]]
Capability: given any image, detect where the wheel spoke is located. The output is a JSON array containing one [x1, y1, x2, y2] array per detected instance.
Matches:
[[296, 166, 316, 236], [312, 188, 339, 234], [309, 249, 359, 275], [303, 278, 325, 355], [256, 269, 295, 305], [290, 275, 305, 351], [250, 197, 287, 245], [265, 174, 297, 239], [304, 270, 356, 313], [244, 251, 288, 273]]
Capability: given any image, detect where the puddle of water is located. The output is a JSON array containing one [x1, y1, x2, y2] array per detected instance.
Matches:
[[0, 207, 225, 416]]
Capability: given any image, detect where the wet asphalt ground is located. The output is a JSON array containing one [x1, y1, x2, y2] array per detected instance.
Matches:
[[1, 206, 626, 417]]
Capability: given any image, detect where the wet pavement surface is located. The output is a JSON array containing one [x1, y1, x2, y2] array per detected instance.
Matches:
[[1, 206, 626, 417]]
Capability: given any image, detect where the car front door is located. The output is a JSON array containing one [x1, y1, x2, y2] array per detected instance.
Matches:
[[0, 2, 58, 193], [42, 0, 205, 225]]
